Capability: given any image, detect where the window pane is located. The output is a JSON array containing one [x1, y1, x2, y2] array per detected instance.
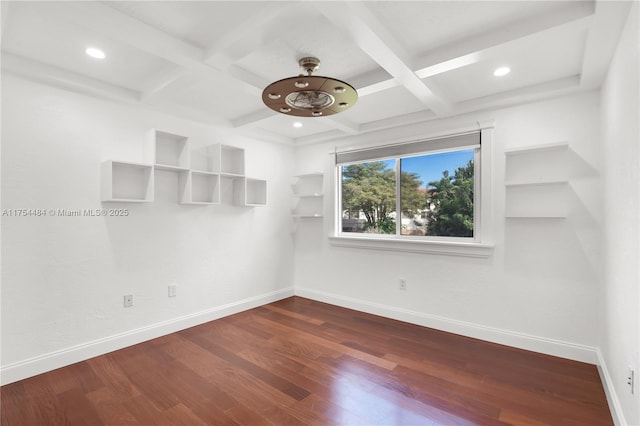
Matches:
[[341, 160, 396, 234], [400, 150, 475, 237]]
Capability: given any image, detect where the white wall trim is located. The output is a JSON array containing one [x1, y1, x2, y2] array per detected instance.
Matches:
[[328, 235, 494, 258], [597, 348, 627, 426], [0, 287, 295, 386], [295, 286, 598, 364]]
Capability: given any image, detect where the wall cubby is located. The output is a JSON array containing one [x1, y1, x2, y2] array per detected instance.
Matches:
[[101, 160, 154, 203], [146, 129, 190, 172], [102, 129, 265, 207], [179, 171, 220, 205], [219, 145, 245, 176], [292, 172, 324, 218], [504, 142, 569, 218], [190, 145, 217, 173], [231, 177, 267, 207]]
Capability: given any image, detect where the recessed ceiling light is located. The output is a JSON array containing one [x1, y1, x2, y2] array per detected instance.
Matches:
[[293, 122, 303, 128], [493, 66, 510, 77], [85, 47, 106, 59]]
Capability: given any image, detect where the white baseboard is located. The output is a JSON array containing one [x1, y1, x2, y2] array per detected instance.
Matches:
[[0, 287, 295, 386], [596, 349, 627, 426], [295, 287, 598, 364]]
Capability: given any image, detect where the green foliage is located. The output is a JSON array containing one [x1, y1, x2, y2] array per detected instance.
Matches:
[[341, 158, 474, 238], [400, 170, 424, 218], [426, 160, 474, 237], [342, 162, 396, 234]]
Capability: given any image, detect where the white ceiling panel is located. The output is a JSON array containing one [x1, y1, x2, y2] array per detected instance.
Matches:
[[426, 26, 587, 103], [253, 112, 341, 140], [365, 1, 588, 55], [2, 2, 177, 93], [158, 74, 260, 121], [234, 8, 380, 84], [345, 85, 428, 125], [1, 0, 628, 145], [105, 1, 279, 49]]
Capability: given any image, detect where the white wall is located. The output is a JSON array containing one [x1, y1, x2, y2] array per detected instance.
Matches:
[[600, 2, 640, 424], [294, 91, 603, 362], [1, 75, 295, 384]]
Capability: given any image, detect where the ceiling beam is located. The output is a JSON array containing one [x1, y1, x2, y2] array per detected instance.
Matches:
[[2, 53, 232, 128], [454, 75, 582, 116], [580, 0, 633, 89], [202, 4, 301, 68], [50, 2, 204, 69], [34, 2, 264, 99], [1, 1, 10, 41], [231, 105, 360, 135], [413, 1, 596, 75], [298, 75, 583, 146], [231, 109, 276, 128], [140, 67, 201, 102], [199, 6, 301, 97], [237, 127, 295, 146], [2, 52, 141, 103], [314, 2, 452, 116]]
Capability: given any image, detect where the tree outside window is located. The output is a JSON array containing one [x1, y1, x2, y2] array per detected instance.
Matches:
[[341, 149, 475, 238]]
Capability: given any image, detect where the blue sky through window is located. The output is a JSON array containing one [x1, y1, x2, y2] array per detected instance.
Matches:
[[356, 150, 474, 189], [401, 150, 474, 189]]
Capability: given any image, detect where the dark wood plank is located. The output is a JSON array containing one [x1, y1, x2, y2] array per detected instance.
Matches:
[[1, 296, 613, 425]]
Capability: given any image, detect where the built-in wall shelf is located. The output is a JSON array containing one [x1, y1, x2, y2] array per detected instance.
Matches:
[[101, 160, 154, 203], [102, 129, 265, 206], [293, 193, 324, 198], [504, 179, 570, 188], [146, 129, 190, 171], [179, 171, 220, 205], [292, 172, 324, 219], [236, 177, 267, 206], [505, 216, 567, 220], [219, 145, 245, 176], [504, 142, 570, 219], [190, 145, 217, 173], [504, 141, 569, 156], [294, 172, 323, 178]]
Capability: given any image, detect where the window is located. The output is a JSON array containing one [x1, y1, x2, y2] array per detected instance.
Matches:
[[333, 130, 493, 256], [400, 149, 476, 238]]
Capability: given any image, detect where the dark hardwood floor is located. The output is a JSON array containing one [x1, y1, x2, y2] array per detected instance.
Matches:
[[1, 297, 612, 425]]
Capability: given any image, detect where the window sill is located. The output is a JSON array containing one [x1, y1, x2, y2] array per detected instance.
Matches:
[[329, 235, 494, 258]]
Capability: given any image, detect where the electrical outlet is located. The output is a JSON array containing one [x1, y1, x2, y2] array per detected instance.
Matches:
[[399, 278, 407, 290], [123, 294, 133, 308], [628, 367, 635, 394], [168, 285, 177, 298]]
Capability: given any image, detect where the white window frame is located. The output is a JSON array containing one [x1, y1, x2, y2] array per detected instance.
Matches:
[[329, 122, 494, 258]]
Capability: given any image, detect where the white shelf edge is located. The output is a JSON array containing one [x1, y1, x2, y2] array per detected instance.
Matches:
[[155, 164, 189, 172], [295, 172, 323, 178], [293, 214, 323, 218], [505, 215, 567, 219], [190, 170, 219, 175], [103, 198, 153, 203], [504, 142, 569, 156], [220, 172, 245, 178], [293, 193, 324, 198], [181, 201, 220, 206], [109, 160, 153, 168], [102, 160, 154, 203], [505, 180, 569, 187]]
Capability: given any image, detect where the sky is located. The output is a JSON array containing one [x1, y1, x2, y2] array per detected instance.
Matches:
[[382, 149, 474, 188]]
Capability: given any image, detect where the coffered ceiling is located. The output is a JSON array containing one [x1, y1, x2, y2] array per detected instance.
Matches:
[[0, 1, 632, 145]]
